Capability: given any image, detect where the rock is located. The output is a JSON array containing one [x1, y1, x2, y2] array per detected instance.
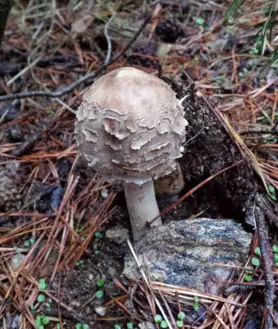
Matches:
[[123, 218, 251, 294], [0, 161, 22, 212], [10, 253, 25, 269], [95, 306, 106, 316], [138, 322, 156, 329], [105, 226, 129, 245]]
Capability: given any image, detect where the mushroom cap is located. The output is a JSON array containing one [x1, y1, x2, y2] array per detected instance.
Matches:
[[75, 67, 188, 184]]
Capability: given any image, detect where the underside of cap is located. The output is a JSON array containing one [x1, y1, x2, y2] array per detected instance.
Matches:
[[75, 67, 188, 182]]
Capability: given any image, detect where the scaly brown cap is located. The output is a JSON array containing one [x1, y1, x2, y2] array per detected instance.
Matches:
[[75, 67, 188, 184]]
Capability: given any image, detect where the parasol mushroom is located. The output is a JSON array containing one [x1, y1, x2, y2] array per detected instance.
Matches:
[[75, 67, 188, 240]]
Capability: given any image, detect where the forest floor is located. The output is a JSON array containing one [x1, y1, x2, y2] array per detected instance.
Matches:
[[0, 1, 278, 329]]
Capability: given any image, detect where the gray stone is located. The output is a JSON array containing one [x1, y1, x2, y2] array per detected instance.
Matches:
[[138, 322, 156, 329], [105, 226, 129, 245], [124, 218, 251, 294]]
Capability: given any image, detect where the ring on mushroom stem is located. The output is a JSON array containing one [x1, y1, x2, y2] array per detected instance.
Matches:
[[75, 67, 188, 240]]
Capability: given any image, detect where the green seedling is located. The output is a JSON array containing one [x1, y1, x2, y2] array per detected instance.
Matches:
[[37, 294, 45, 303], [193, 296, 199, 311], [95, 290, 104, 298], [154, 314, 163, 324], [267, 185, 277, 201], [76, 323, 89, 329], [97, 279, 104, 288], [13, 246, 21, 254], [114, 325, 121, 329], [39, 278, 47, 291], [254, 247, 261, 256], [177, 312, 185, 320], [176, 321, 183, 328], [76, 260, 84, 266], [273, 245, 278, 266], [93, 244, 100, 254], [160, 320, 168, 328], [244, 266, 254, 282], [238, 68, 249, 78], [244, 274, 253, 282], [195, 17, 205, 27], [95, 279, 105, 298], [35, 315, 50, 329], [251, 257, 260, 267], [94, 231, 104, 238], [24, 238, 35, 247], [127, 323, 133, 329]]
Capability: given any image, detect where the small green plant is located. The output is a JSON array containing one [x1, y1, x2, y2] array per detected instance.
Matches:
[[176, 312, 185, 328], [251, 256, 260, 267], [75, 260, 84, 266], [195, 17, 205, 29], [97, 279, 104, 288], [193, 296, 199, 311], [267, 185, 277, 201], [35, 315, 50, 329], [238, 68, 249, 78], [94, 231, 104, 238], [76, 323, 89, 329], [38, 278, 48, 291], [243, 266, 254, 282], [24, 238, 35, 248], [95, 279, 105, 298], [254, 247, 261, 256], [177, 312, 185, 320], [243, 247, 262, 281], [93, 243, 99, 254], [272, 245, 278, 267], [154, 314, 163, 324], [252, 246, 261, 267], [153, 315, 168, 328], [95, 290, 104, 298], [127, 323, 133, 329], [37, 294, 45, 303], [114, 325, 121, 329]]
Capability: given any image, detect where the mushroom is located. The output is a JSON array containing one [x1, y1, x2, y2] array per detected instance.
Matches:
[[75, 67, 188, 240]]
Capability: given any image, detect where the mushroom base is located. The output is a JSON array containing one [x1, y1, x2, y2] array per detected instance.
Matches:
[[123, 180, 162, 241]]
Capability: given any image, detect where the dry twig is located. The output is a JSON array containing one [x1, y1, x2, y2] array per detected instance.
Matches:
[[0, 15, 152, 102]]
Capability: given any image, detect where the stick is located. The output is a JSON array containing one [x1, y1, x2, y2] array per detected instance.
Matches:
[[127, 239, 174, 329], [0, 15, 152, 102], [255, 197, 275, 329]]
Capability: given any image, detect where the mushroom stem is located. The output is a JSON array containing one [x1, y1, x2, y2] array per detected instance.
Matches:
[[123, 180, 162, 240]]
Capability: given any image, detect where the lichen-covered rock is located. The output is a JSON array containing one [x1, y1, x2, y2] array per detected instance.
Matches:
[[0, 161, 22, 211], [124, 218, 251, 294]]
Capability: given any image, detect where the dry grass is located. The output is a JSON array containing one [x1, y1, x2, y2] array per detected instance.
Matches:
[[0, 0, 277, 328]]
